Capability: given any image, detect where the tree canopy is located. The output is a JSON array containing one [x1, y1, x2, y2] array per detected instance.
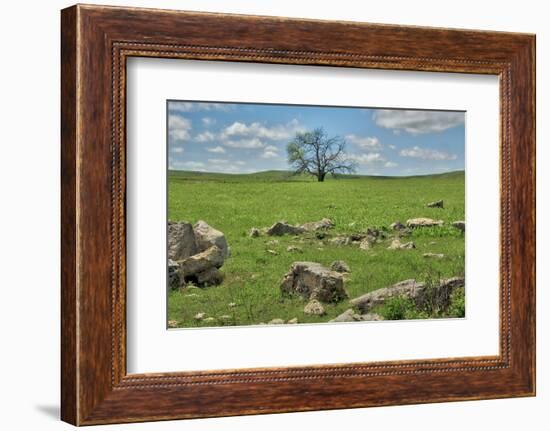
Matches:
[[286, 128, 356, 182]]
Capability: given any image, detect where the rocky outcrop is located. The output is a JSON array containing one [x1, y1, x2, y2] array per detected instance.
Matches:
[[330, 260, 350, 273], [350, 277, 465, 313], [388, 239, 416, 250], [304, 299, 326, 316], [426, 200, 444, 208], [280, 262, 348, 303], [168, 221, 197, 260], [452, 221, 466, 233], [177, 245, 225, 286], [406, 217, 444, 228], [194, 220, 230, 257], [330, 309, 383, 323], [300, 218, 335, 232], [267, 221, 306, 236]]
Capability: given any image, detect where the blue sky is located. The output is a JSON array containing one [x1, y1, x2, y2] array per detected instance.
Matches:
[[167, 101, 465, 176]]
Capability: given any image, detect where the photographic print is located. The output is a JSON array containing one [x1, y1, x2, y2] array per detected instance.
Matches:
[[167, 101, 466, 328]]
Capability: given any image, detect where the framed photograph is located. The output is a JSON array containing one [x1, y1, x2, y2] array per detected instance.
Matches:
[[61, 4, 535, 425]]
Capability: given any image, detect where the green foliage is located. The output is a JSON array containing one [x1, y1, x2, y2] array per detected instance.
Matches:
[[167, 170, 465, 327], [448, 287, 466, 318]]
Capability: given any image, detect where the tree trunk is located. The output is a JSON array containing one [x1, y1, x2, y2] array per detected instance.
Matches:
[[317, 172, 326, 182]]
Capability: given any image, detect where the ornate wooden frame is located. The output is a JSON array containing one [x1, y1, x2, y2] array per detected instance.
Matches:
[[61, 4, 536, 425]]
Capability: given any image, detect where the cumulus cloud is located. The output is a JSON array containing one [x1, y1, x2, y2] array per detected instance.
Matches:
[[168, 102, 231, 113], [345, 134, 382, 149], [202, 117, 216, 126], [221, 119, 304, 142], [195, 131, 216, 142], [170, 147, 184, 154], [384, 161, 398, 168], [168, 115, 192, 142], [261, 144, 280, 159], [223, 138, 265, 149], [348, 152, 386, 165], [399, 146, 458, 161], [207, 146, 226, 153], [372, 110, 464, 134]]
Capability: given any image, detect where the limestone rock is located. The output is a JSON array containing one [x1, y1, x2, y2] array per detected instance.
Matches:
[[329, 236, 350, 246], [359, 238, 372, 250], [304, 299, 326, 316], [194, 220, 230, 258], [268, 318, 285, 325], [177, 246, 225, 285], [423, 253, 444, 259], [168, 221, 197, 260], [280, 262, 347, 303], [390, 221, 406, 231], [196, 267, 224, 286], [427, 200, 444, 208], [168, 259, 181, 289], [300, 218, 335, 232], [267, 221, 306, 236], [452, 221, 466, 232], [167, 320, 179, 328], [249, 227, 261, 237], [194, 312, 206, 321], [406, 217, 444, 228], [351, 277, 465, 313], [330, 260, 350, 273], [287, 317, 298, 324], [388, 239, 416, 250]]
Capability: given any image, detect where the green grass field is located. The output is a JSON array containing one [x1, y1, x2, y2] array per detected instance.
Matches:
[[167, 170, 465, 327]]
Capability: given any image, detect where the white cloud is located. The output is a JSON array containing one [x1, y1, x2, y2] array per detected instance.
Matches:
[[235, 161, 246, 166], [182, 161, 205, 169], [169, 102, 231, 113], [399, 146, 458, 161], [223, 138, 265, 149], [348, 152, 386, 165], [388, 144, 397, 150], [207, 146, 226, 153], [202, 117, 216, 126], [384, 161, 398, 168], [221, 119, 304, 142], [261, 144, 280, 159], [168, 115, 192, 142], [208, 158, 229, 164], [345, 134, 382, 149], [171, 147, 184, 154], [373, 110, 464, 134], [195, 131, 216, 142]]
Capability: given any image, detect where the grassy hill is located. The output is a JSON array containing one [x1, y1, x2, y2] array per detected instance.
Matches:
[[168, 170, 465, 328]]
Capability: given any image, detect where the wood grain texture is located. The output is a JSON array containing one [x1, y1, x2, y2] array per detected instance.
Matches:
[[60, 4, 536, 425]]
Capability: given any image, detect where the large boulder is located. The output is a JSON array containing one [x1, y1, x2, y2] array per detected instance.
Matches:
[[406, 217, 444, 228], [350, 277, 465, 313], [452, 221, 466, 233], [280, 262, 348, 303], [304, 299, 326, 316], [300, 218, 335, 232], [330, 309, 383, 322], [388, 239, 416, 250], [267, 221, 306, 236], [194, 220, 230, 257], [177, 245, 225, 286], [168, 221, 198, 260]]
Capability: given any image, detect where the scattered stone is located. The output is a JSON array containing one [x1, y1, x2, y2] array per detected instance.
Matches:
[[194, 220, 230, 257], [390, 221, 406, 231], [218, 315, 232, 322], [266, 249, 279, 256], [287, 245, 302, 252], [300, 218, 335, 232], [329, 236, 350, 246], [267, 221, 306, 236], [329, 309, 384, 322], [423, 253, 444, 259], [249, 227, 260, 238], [267, 239, 279, 246], [406, 217, 444, 228], [350, 277, 465, 313], [194, 312, 206, 321], [280, 262, 347, 303], [315, 231, 328, 240], [330, 308, 362, 322], [330, 260, 350, 273], [452, 221, 466, 233], [167, 320, 179, 328], [366, 227, 388, 241], [359, 238, 372, 250], [203, 317, 216, 324], [268, 318, 285, 325], [287, 317, 298, 324], [168, 221, 198, 260], [228, 302, 237, 308], [388, 239, 416, 250], [185, 293, 199, 298], [168, 259, 181, 289], [427, 200, 444, 208], [304, 299, 326, 316]]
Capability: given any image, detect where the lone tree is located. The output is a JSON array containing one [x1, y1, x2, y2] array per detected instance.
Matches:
[[287, 128, 356, 182]]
